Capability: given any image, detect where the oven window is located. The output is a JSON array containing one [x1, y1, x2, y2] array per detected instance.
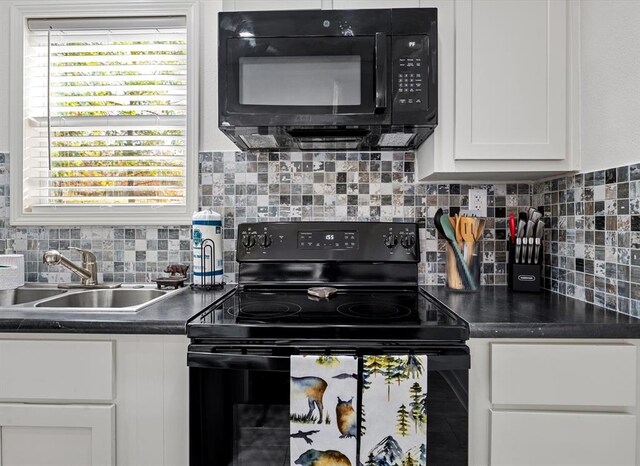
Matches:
[[190, 363, 467, 465], [239, 55, 361, 106]]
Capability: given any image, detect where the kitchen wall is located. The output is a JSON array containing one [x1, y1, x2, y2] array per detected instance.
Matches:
[[0, 151, 532, 286], [533, 161, 640, 317]]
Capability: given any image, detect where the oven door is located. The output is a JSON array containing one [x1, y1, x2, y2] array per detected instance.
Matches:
[[188, 343, 469, 466], [220, 35, 389, 127]]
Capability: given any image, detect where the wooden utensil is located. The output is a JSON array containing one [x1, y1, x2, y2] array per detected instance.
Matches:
[[438, 213, 476, 290], [459, 216, 476, 263], [435, 209, 463, 289], [473, 218, 486, 241], [453, 214, 463, 249], [448, 215, 462, 289]]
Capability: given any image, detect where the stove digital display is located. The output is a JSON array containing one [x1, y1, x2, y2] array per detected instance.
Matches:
[[298, 230, 358, 250]]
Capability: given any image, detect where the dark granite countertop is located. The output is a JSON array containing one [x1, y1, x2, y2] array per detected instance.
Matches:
[[0, 285, 234, 335], [2, 283, 637, 338], [423, 286, 640, 339]]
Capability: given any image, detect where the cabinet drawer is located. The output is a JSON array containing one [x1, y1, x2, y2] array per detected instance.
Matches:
[[491, 343, 636, 406], [0, 340, 114, 401], [491, 410, 637, 466]]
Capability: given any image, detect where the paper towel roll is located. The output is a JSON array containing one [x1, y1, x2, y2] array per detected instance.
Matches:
[[0, 255, 25, 289], [192, 210, 223, 285]]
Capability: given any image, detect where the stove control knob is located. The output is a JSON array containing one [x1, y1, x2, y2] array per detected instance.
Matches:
[[400, 234, 416, 249], [383, 233, 398, 249], [258, 233, 272, 248], [241, 234, 256, 249]]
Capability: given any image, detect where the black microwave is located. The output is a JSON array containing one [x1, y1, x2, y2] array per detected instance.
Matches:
[[218, 8, 438, 151]]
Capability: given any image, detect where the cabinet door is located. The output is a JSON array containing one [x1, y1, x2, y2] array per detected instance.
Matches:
[[491, 410, 637, 466], [455, 0, 567, 160], [491, 343, 637, 407], [0, 340, 114, 402], [0, 404, 114, 466]]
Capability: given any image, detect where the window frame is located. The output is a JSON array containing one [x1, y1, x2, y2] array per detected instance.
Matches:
[[9, 0, 199, 226]]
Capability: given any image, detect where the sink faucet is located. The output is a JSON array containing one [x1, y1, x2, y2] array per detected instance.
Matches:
[[43, 247, 98, 287]]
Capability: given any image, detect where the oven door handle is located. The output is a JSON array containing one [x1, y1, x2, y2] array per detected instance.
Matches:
[[187, 351, 469, 372], [188, 351, 290, 371], [374, 32, 387, 112]]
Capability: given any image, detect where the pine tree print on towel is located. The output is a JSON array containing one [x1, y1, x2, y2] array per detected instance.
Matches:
[[360, 355, 428, 466], [409, 382, 427, 433], [396, 404, 410, 437], [363, 356, 425, 401]]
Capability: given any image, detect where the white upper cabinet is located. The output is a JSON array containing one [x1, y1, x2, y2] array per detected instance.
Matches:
[[455, 0, 567, 161], [417, 0, 581, 181]]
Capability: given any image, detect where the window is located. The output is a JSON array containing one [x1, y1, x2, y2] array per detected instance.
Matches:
[[10, 3, 198, 225]]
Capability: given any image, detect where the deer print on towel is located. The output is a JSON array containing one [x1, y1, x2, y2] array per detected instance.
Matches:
[[291, 376, 328, 424]]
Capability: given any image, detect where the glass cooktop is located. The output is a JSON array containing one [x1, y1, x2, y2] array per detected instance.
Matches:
[[188, 287, 469, 342]]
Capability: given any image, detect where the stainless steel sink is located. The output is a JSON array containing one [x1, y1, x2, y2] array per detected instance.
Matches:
[[5, 284, 186, 312], [0, 287, 67, 306], [36, 289, 167, 309]]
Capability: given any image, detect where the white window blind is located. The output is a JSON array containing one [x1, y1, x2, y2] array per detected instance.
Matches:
[[24, 16, 188, 207]]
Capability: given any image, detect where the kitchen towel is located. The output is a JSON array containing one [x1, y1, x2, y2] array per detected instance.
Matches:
[[360, 355, 428, 466], [290, 355, 358, 466]]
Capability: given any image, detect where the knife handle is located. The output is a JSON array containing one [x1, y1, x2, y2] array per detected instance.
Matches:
[[515, 237, 521, 264], [534, 237, 541, 264], [509, 213, 516, 244], [527, 237, 534, 263]]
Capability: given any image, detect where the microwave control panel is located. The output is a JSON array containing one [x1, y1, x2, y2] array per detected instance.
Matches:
[[392, 35, 430, 124]]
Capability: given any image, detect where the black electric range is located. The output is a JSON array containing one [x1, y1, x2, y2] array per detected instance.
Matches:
[[188, 221, 468, 343], [187, 221, 469, 466], [189, 286, 467, 341]]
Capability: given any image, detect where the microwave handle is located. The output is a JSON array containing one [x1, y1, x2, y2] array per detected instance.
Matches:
[[374, 32, 387, 112]]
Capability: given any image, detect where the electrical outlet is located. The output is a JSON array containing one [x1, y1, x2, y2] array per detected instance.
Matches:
[[468, 189, 487, 217]]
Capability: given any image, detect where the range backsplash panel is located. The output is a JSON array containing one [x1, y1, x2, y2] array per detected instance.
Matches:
[[0, 152, 531, 286], [533, 162, 640, 317]]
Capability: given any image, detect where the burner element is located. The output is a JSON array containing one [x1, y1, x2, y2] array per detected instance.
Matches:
[[336, 301, 412, 320], [229, 301, 302, 320]]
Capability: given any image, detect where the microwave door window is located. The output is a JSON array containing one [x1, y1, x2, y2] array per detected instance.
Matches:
[[225, 37, 377, 117], [239, 55, 361, 108]]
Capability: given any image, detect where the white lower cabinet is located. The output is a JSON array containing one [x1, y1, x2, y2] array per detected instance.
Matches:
[[0, 404, 114, 466], [0, 334, 189, 466], [491, 410, 637, 466], [469, 339, 640, 466]]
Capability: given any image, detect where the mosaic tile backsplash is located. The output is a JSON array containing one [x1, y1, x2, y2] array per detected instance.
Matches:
[[0, 151, 533, 286], [533, 162, 640, 317]]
